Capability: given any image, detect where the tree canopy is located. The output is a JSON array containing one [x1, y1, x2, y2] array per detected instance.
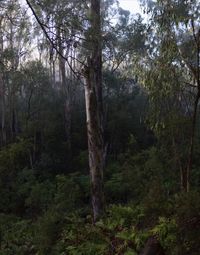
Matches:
[[0, 0, 200, 254]]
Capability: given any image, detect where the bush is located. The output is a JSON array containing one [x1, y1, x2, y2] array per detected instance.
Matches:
[[55, 205, 148, 255], [34, 210, 64, 255], [151, 217, 177, 254], [174, 191, 200, 255], [0, 214, 35, 255]]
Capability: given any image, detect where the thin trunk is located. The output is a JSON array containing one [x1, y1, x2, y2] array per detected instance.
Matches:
[[84, 0, 104, 222], [57, 27, 71, 152], [9, 18, 19, 140], [184, 25, 200, 192], [185, 94, 199, 191], [0, 72, 6, 146], [52, 59, 56, 88], [33, 130, 41, 163], [0, 18, 6, 146]]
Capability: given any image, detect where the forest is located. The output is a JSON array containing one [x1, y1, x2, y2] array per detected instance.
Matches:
[[0, 0, 200, 254]]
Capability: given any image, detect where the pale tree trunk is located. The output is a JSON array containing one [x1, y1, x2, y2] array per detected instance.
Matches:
[[57, 27, 71, 153], [0, 72, 6, 146], [9, 18, 19, 140], [0, 18, 6, 146], [51, 59, 56, 88], [84, 0, 104, 222]]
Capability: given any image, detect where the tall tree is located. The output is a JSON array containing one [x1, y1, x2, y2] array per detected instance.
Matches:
[[0, 16, 6, 145], [83, 0, 104, 221], [25, 0, 105, 220], [138, 0, 200, 192], [0, 0, 30, 145]]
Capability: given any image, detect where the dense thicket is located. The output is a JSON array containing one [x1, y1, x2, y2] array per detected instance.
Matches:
[[0, 0, 200, 254]]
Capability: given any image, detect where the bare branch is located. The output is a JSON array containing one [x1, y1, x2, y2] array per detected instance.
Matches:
[[25, 0, 84, 81]]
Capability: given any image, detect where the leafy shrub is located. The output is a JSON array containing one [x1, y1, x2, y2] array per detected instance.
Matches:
[[151, 217, 177, 254], [34, 210, 64, 255], [0, 214, 35, 255], [25, 180, 55, 215], [174, 191, 200, 255], [54, 173, 89, 213], [55, 205, 148, 255]]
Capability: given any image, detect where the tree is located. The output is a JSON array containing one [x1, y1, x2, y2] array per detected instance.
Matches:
[[24, 0, 147, 220], [0, 16, 6, 145], [138, 0, 200, 192], [0, 0, 31, 146], [83, 0, 104, 221], [25, 0, 105, 220]]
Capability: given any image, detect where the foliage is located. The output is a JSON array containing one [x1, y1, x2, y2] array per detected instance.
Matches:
[[151, 217, 177, 253], [54, 205, 148, 255], [0, 214, 35, 255], [0, 0, 200, 254], [173, 191, 200, 255]]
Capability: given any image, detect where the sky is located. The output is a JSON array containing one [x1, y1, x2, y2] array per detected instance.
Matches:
[[118, 0, 142, 14], [19, 0, 142, 15]]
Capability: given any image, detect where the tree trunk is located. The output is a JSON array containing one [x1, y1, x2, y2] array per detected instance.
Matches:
[[0, 72, 6, 146], [0, 18, 6, 146], [57, 27, 71, 153], [180, 24, 200, 192], [183, 28, 200, 192], [84, 0, 104, 222]]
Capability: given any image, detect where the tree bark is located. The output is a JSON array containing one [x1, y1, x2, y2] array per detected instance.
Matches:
[[84, 0, 104, 222], [57, 26, 72, 153], [0, 18, 6, 146], [182, 26, 200, 192], [184, 94, 199, 192], [0, 72, 6, 146]]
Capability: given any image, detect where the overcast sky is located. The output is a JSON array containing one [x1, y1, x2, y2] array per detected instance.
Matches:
[[19, 0, 142, 14], [118, 0, 142, 14]]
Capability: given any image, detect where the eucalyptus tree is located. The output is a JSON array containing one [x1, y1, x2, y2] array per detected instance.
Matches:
[[138, 0, 200, 191], [25, 0, 148, 219], [25, 0, 104, 220], [83, 0, 105, 221], [0, 15, 6, 145], [0, 0, 31, 145], [82, 1, 147, 219], [103, 8, 146, 74]]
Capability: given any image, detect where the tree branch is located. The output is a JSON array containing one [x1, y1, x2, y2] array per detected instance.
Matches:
[[25, 0, 83, 80]]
